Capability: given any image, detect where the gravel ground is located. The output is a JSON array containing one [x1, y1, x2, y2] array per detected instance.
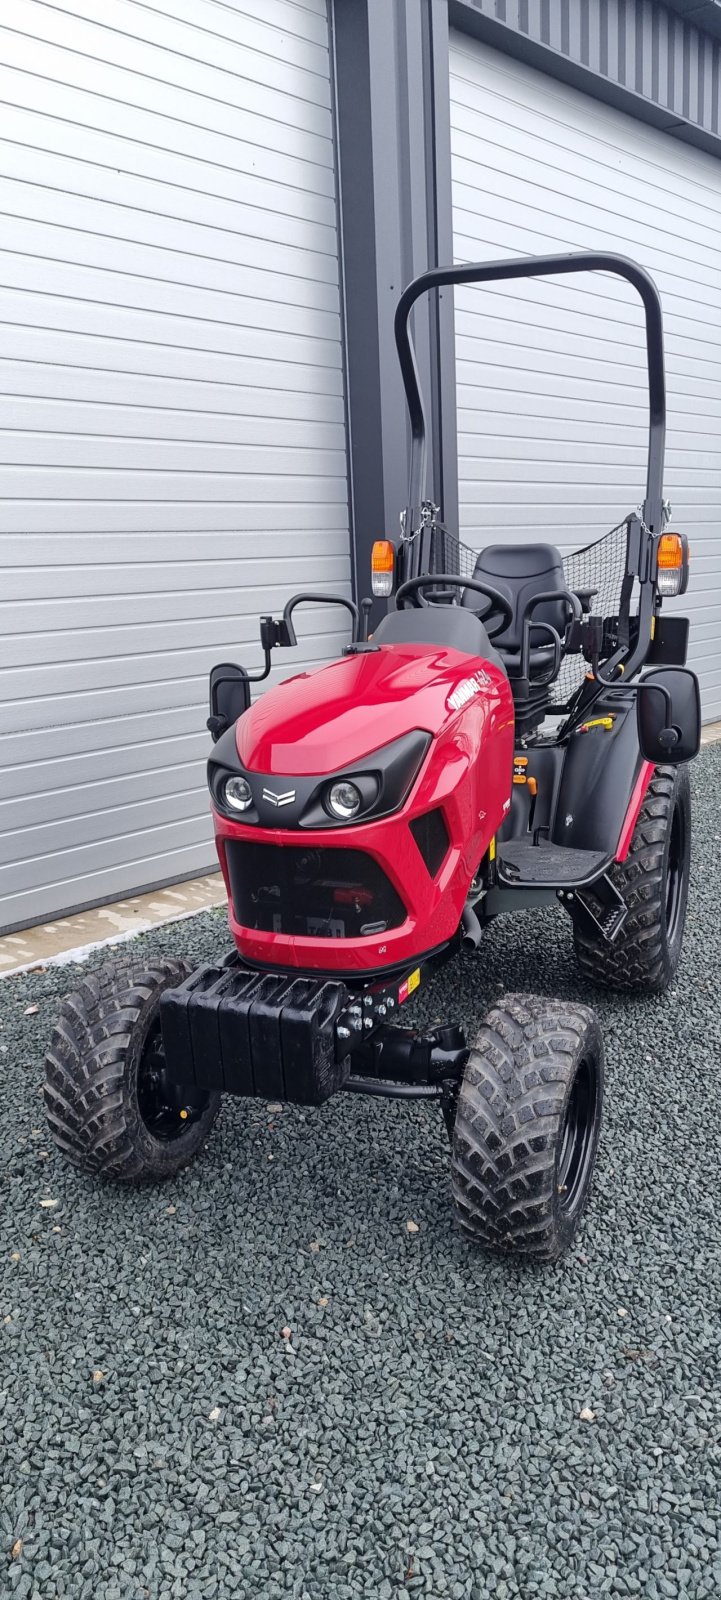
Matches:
[[2, 749, 720, 1600]]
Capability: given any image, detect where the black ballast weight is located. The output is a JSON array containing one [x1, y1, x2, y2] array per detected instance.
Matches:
[[160, 964, 350, 1105]]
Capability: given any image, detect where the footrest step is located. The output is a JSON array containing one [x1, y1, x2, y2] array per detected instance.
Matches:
[[574, 878, 628, 944], [497, 840, 611, 890]]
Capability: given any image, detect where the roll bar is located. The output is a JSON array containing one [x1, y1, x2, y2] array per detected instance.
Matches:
[[393, 251, 666, 540]]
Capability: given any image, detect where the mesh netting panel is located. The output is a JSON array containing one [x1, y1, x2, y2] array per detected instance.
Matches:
[[556, 522, 631, 701], [418, 518, 631, 706]]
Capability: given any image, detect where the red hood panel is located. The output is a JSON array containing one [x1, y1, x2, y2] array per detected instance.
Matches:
[[235, 643, 506, 775]]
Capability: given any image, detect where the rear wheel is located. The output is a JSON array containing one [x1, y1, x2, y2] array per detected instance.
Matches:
[[450, 994, 603, 1261], [573, 764, 691, 993], [44, 959, 220, 1181]]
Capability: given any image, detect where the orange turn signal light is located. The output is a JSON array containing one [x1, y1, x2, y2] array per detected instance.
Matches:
[[658, 533, 685, 568], [656, 532, 689, 597], [371, 538, 396, 597], [372, 539, 395, 571]]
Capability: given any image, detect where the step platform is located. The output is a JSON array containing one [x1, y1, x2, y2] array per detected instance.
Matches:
[[497, 839, 613, 890]]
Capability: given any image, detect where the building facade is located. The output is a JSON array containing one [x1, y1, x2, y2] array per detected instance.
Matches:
[[1, 0, 720, 930]]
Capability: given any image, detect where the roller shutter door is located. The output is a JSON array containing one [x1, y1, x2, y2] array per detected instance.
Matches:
[[0, 0, 350, 932], [450, 35, 721, 718]]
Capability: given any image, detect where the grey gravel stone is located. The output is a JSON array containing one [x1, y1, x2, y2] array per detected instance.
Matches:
[[1, 749, 720, 1598]]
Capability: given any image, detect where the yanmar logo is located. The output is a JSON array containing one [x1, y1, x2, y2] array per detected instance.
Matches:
[[262, 787, 295, 807], [446, 670, 493, 713]]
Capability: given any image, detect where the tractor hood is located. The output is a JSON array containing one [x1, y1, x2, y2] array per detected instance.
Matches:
[[235, 642, 504, 776]]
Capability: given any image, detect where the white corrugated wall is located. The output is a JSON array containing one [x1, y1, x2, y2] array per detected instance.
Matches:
[[0, 0, 350, 932], [449, 35, 721, 718]]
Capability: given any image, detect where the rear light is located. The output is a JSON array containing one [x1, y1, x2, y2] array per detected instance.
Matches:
[[656, 532, 690, 597], [371, 539, 396, 597]]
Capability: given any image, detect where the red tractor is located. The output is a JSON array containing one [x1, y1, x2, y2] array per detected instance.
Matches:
[[45, 253, 700, 1261]]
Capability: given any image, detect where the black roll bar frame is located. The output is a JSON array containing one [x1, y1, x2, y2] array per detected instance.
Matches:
[[393, 251, 667, 685], [394, 251, 665, 538]]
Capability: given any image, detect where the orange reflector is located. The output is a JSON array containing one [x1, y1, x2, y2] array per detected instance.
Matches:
[[372, 539, 395, 572]]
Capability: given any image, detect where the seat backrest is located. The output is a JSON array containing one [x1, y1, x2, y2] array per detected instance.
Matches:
[[461, 543, 568, 652], [374, 602, 506, 673]]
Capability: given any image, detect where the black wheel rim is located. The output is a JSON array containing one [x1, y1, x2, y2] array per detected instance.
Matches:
[[665, 796, 687, 944], [557, 1056, 598, 1221], [137, 1020, 211, 1143]]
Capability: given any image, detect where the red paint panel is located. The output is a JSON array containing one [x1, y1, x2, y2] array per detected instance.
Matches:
[[615, 761, 654, 861], [235, 642, 509, 775], [214, 641, 515, 972]]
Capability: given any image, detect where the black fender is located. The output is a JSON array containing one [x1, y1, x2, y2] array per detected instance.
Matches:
[[552, 691, 644, 857]]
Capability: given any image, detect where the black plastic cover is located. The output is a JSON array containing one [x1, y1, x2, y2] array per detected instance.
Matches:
[[637, 667, 700, 764], [647, 615, 689, 666], [208, 663, 251, 742], [409, 810, 450, 877], [552, 694, 642, 855], [374, 603, 506, 671], [208, 727, 430, 830]]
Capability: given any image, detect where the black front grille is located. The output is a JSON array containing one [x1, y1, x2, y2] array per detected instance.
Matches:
[[409, 810, 450, 877], [226, 841, 406, 938]]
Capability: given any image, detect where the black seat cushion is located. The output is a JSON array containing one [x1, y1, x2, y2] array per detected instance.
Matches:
[[461, 543, 568, 659], [374, 603, 506, 674]]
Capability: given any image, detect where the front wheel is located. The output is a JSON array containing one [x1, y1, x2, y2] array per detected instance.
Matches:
[[450, 994, 604, 1261], [45, 959, 220, 1181], [573, 764, 691, 993]]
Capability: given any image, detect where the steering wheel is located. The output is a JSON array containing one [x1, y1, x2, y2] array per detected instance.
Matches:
[[395, 573, 513, 641]]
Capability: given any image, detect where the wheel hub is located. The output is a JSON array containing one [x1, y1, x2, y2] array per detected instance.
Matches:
[[557, 1056, 598, 1221], [137, 1021, 211, 1143]]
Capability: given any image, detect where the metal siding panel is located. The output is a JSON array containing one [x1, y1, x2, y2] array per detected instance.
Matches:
[[0, 0, 350, 931], [1, 841, 220, 931], [451, 0, 721, 142], [449, 35, 721, 719]]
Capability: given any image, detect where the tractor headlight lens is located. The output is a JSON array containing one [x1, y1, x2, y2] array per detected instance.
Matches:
[[326, 780, 362, 820], [224, 775, 253, 812]]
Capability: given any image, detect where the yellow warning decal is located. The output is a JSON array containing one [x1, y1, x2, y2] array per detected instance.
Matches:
[[489, 836, 496, 862], [398, 967, 421, 1004]]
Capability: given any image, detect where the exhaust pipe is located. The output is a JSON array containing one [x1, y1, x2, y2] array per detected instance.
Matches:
[[461, 902, 482, 951]]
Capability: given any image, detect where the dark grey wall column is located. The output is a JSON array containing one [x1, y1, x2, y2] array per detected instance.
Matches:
[[330, 0, 458, 613]]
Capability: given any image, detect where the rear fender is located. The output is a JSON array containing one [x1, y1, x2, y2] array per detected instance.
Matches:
[[552, 692, 646, 857]]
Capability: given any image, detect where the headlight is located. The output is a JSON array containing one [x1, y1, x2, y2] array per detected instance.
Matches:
[[224, 775, 253, 812], [326, 780, 362, 820]]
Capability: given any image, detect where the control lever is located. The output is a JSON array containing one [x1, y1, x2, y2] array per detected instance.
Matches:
[[581, 615, 604, 676]]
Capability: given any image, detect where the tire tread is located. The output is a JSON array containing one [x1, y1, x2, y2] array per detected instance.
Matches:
[[44, 958, 218, 1181], [573, 766, 690, 992], [451, 994, 603, 1261]]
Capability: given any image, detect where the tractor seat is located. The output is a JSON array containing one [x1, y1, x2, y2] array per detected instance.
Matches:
[[374, 601, 506, 674], [461, 542, 570, 680]]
